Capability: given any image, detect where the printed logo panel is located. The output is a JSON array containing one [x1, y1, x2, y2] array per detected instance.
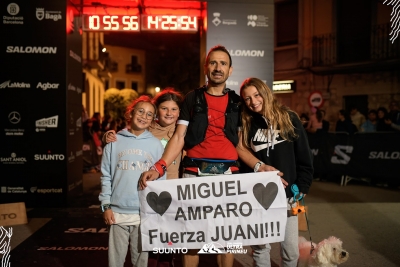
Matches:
[[3, 3, 24, 25]]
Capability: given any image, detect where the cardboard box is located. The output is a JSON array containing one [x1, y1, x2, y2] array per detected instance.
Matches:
[[0, 202, 28, 226]]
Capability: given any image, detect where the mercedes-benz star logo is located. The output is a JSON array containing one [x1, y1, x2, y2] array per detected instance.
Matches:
[[8, 111, 21, 124]]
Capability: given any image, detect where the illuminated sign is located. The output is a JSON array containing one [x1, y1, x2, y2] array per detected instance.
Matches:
[[82, 15, 140, 32], [141, 15, 197, 32], [272, 80, 295, 93], [82, 15, 198, 32]]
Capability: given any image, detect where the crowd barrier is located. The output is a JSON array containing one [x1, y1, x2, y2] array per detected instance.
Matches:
[[307, 131, 400, 186], [82, 132, 399, 186]]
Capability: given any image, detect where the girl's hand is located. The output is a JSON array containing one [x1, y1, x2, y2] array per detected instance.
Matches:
[[105, 130, 117, 143], [103, 209, 115, 225], [257, 164, 287, 188]]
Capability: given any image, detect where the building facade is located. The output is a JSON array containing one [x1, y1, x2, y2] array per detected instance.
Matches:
[[273, 0, 400, 130]]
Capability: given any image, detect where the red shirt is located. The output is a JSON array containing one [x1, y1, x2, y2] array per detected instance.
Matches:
[[186, 92, 238, 172]]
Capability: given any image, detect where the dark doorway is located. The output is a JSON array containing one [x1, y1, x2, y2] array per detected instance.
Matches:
[[343, 95, 368, 117]]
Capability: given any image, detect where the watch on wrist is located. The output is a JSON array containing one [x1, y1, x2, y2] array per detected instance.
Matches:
[[254, 161, 264, 173], [101, 204, 111, 212]]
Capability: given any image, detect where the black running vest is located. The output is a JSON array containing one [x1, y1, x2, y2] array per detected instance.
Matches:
[[184, 86, 241, 150]]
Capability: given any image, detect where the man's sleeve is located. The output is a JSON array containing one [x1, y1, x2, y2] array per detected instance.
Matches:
[[177, 91, 195, 125]]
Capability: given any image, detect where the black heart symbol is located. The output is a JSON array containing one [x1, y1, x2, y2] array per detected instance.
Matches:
[[146, 191, 172, 216], [253, 183, 278, 210]]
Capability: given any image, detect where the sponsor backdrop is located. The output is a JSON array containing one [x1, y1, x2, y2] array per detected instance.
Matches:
[[207, 1, 274, 93], [0, 1, 82, 207]]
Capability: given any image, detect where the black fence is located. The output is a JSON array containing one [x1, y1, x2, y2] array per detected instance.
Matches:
[[308, 132, 400, 186]]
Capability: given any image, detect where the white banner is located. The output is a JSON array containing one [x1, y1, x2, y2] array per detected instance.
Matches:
[[140, 172, 287, 251]]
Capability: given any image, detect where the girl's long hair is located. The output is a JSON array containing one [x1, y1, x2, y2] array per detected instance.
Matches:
[[240, 77, 298, 149]]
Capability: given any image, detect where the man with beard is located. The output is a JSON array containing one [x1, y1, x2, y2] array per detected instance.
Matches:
[[140, 45, 241, 267]]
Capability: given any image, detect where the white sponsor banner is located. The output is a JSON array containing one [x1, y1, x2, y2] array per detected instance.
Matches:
[[140, 172, 287, 250]]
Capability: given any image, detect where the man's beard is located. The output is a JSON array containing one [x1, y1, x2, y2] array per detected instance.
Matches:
[[208, 71, 228, 85]]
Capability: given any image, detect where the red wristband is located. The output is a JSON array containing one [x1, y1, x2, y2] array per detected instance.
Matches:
[[152, 159, 167, 177]]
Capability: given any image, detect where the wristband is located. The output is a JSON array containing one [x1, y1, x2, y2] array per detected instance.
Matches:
[[101, 204, 111, 212], [254, 161, 264, 173], [152, 159, 167, 177]]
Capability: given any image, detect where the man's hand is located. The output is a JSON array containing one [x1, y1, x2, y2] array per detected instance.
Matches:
[[139, 170, 160, 190], [257, 164, 287, 188], [103, 209, 115, 225]]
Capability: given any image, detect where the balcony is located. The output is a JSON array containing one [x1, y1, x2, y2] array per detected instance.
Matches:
[[311, 23, 400, 74], [126, 64, 142, 73], [83, 59, 104, 70]]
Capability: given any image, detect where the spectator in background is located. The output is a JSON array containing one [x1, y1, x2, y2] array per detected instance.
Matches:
[[335, 109, 357, 134], [91, 112, 101, 131], [299, 113, 309, 129], [384, 119, 400, 131], [82, 118, 100, 173], [376, 107, 393, 132], [101, 114, 113, 133], [115, 118, 125, 132], [306, 107, 323, 133], [320, 109, 330, 132], [360, 109, 378, 132], [82, 105, 89, 123], [384, 100, 400, 131], [108, 120, 118, 133], [91, 112, 103, 167], [388, 100, 400, 124], [350, 106, 366, 131]]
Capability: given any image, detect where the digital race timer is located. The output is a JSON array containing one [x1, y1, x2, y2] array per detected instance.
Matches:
[[83, 15, 140, 31], [141, 15, 197, 32], [82, 15, 198, 32]]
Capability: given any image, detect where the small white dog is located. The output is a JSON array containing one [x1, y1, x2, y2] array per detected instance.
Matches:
[[298, 236, 349, 267]]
